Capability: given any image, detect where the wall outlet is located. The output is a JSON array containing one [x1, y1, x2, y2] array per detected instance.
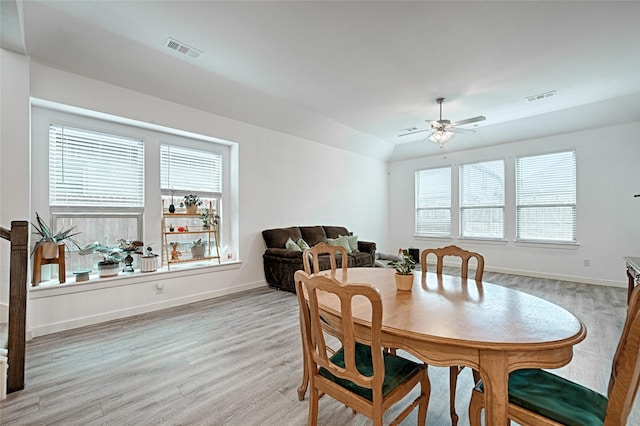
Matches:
[[155, 281, 164, 294], [583, 259, 590, 267]]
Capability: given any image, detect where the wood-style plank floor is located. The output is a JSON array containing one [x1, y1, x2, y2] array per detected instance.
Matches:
[[1, 269, 638, 425]]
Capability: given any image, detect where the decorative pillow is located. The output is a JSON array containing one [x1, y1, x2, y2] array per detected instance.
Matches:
[[296, 238, 310, 251], [326, 236, 352, 253], [285, 237, 303, 251], [339, 234, 359, 252]]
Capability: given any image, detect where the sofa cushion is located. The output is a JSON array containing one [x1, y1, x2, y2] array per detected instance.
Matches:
[[349, 251, 374, 267], [339, 234, 359, 252], [297, 238, 310, 251], [324, 226, 350, 239], [300, 226, 327, 246], [262, 227, 302, 249], [327, 236, 352, 253], [285, 237, 303, 251]]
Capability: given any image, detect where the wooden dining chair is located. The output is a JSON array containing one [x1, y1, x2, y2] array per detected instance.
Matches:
[[421, 244, 485, 426], [302, 242, 348, 275], [297, 242, 349, 400], [469, 284, 640, 426], [294, 270, 430, 426]]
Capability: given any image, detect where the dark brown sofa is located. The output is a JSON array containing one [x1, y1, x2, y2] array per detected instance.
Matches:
[[262, 225, 376, 292]]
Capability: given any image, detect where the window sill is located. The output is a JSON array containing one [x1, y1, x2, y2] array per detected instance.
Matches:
[[29, 260, 242, 298], [514, 240, 580, 249]]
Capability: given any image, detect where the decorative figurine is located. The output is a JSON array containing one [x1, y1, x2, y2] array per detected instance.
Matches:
[[170, 242, 181, 260]]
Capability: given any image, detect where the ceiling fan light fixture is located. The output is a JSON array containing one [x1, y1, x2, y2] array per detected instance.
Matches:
[[429, 130, 453, 144]]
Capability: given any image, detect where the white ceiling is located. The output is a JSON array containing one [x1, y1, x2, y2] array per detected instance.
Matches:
[[3, 1, 640, 161]]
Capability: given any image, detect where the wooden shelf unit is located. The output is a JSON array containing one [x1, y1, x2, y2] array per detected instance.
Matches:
[[161, 201, 221, 270]]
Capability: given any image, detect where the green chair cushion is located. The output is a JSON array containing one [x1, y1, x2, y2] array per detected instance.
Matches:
[[318, 342, 422, 401], [476, 369, 607, 426]]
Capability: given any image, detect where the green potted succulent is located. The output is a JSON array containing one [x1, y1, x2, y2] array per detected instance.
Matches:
[[190, 238, 207, 259], [79, 242, 124, 277], [388, 248, 416, 291], [180, 194, 202, 214], [31, 212, 81, 259], [199, 208, 220, 230]]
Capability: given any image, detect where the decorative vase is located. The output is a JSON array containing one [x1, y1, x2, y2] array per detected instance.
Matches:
[[394, 273, 414, 291], [98, 261, 120, 278], [168, 204, 176, 213], [140, 255, 158, 272], [191, 245, 206, 259], [186, 204, 197, 214]]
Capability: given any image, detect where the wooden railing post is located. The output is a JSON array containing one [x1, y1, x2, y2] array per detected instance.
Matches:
[[6, 221, 28, 392]]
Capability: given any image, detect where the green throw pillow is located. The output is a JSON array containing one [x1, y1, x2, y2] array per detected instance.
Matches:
[[339, 234, 359, 252], [326, 236, 352, 253], [296, 238, 310, 251], [285, 237, 302, 251]]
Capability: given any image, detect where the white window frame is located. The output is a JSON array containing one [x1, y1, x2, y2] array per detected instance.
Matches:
[[459, 159, 505, 240], [415, 166, 452, 237], [31, 101, 235, 279], [515, 150, 577, 244]]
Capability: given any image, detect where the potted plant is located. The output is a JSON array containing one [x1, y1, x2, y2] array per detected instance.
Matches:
[[31, 212, 81, 259], [200, 208, 220, 230], [180, 194, 202, 214], [190, 238, 207, 259], [388, 248, 416, 291], [79, 242, 124, 277]]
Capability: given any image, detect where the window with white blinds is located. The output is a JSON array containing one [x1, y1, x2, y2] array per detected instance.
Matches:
[[415, 167, 451, 237], [49, 124, 144, 207], [516, 150, 576, 243], [160, 145, 222, 196], [460, 159, 505, 239]]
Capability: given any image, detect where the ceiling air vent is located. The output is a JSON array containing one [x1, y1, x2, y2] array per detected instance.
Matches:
[[165, 37, 202, 59], [526, 90, 556, 102]]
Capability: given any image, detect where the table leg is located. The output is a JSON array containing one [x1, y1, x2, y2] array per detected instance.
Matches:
[[478, 351, 509, 426]]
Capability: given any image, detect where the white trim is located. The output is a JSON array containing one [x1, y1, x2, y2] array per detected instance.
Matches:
[[484, 265, 625, 289], [30, 279, 265, 337], [30, 261, 242, 298]]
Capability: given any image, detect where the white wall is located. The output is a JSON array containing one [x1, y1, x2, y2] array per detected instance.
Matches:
[[1, 58, 389, 336], [0, 49, 31, 323], [388, 122, 640, 287]]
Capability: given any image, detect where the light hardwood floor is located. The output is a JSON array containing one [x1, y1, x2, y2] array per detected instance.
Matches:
[[1, 269, 638, 425]]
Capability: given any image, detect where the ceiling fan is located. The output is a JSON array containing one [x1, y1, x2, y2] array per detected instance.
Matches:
[[399, 97, 486, 144]]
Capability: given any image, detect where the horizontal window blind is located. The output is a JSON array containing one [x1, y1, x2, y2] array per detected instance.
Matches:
[[460, 159, 505, 239], [49, 124, 144, 207], [516, 150, 576, 242], [160, 145, 222, 195], [415, 167, 451, 236]]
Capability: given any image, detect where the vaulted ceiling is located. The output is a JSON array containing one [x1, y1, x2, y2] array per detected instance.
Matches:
[[2, 1, 639, 161]]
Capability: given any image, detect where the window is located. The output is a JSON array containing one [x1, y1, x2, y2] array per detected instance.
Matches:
[[49, 124, 144, 272], [160, 144, 224, 249], [516, 150, 576, 243], [459, 159, 505, 239], [415, 167, 451, 237]]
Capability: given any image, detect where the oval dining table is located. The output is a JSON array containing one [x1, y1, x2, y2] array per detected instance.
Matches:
[[311, 267, 586, 426]]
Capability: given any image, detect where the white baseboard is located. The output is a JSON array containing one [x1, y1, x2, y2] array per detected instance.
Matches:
[[30, 280, 265, 337], [484, 265, 626, 289]]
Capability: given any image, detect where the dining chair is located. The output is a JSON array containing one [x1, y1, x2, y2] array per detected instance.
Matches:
[[468, 284, 640, 426], [303, 241, 348, 275], [294, 270, 430, 426], [421, 244, 485, 426], [297, 242, 349, 400]]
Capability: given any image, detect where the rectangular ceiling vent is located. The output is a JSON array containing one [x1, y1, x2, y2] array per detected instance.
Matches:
[[165, 37, 202, 59], [526, 90, 556, 102]]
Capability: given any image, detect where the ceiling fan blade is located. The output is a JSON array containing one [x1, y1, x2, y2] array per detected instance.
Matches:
[[449, 127, 476, 135], [421, 130, 436, 142], [398, 129, 429, 137], [449, 115, 486, 127]]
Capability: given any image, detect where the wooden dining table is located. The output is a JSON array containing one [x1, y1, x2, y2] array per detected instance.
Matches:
[[314, 267, 586, 426]]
